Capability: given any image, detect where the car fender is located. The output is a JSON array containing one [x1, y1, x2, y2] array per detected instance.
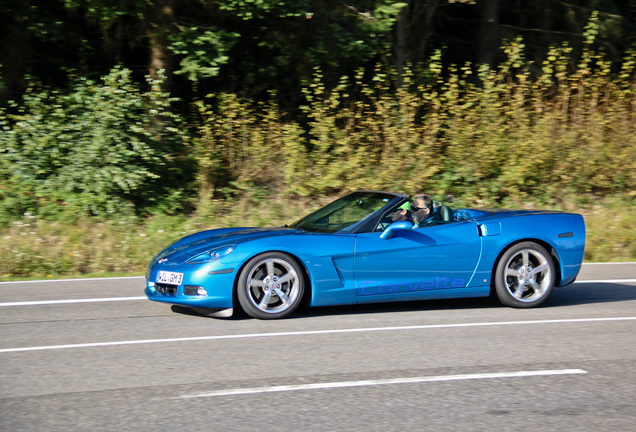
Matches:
[[227, 232, 358, 307], [472, 213, 585, 288]]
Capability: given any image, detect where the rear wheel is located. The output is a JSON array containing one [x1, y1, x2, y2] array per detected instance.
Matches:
[[237, 252, 305, 319], [494, 242, 555, 308]]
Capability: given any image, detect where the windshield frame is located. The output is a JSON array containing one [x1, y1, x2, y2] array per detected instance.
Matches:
[[290, 191, 408, 234]]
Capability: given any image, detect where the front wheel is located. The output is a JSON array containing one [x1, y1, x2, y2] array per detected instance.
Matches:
[[237, 252, 305, 319], [494, 242, 556, 308]]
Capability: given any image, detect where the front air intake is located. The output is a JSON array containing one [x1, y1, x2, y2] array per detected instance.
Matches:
[[155, 283, 178, 295]]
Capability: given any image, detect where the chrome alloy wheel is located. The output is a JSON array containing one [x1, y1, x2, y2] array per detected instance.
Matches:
[[494, 241, 556, 308], [243, 255, 302, 316], [503, 248, 552, 302]]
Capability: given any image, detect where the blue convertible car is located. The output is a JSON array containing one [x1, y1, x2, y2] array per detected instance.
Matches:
[[145, 191, 585, 319]]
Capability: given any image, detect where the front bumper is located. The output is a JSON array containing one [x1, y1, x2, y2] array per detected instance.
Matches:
[[145, 264, 236, 309]]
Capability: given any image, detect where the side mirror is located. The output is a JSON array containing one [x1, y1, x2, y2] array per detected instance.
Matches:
[[380, 220, 412, 239]]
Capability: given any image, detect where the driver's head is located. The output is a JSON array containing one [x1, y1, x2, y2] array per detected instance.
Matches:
[[411, 194, 433, 223], [390, 201, 410, 222]]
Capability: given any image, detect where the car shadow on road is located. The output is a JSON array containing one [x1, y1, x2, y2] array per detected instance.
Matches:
[[296, 281, 636, 319], [547, 281, 636, 306], [169, 281, 635, 320], [170, 297, 498, 320], [297, 297, 499, 319]]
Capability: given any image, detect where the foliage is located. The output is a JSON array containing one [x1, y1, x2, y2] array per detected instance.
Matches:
[[3, 32, 635, 223], [186, 35, 635, 205], [4, 1, 635, 108], [219, 0, 310, 20], [169, 26, 240, 82], [192, 92, 305, 208], [0, 67, 191, 223], [1, 15, 636, 273]]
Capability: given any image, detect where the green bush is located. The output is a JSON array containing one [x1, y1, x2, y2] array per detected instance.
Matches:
[[0, 67, 191, 224]]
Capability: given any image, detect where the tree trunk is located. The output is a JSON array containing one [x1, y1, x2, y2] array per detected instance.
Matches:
[[413, 0, 439, 65], [147, 0, 176, 92], [478, 0, 500, 68], [0, 12, 29, 106], [395, 0, 439, 87], [395, 5, 407, 87]]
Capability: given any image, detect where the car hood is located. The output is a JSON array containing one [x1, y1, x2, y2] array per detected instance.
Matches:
[[151, 227, 302, 264]]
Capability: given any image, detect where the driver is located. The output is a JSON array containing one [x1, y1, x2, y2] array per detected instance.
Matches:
[[390, 201, 411, 222], [410, 194, 434, 228]]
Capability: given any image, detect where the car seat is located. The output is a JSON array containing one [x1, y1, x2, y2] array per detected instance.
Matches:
[[432, 205, 453, 223]]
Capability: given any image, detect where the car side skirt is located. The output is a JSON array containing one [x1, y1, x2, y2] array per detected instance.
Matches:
[[355, 286, 491, 304]]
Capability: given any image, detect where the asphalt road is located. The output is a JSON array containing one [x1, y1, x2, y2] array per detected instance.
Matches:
[[1, 263, 635, 431]]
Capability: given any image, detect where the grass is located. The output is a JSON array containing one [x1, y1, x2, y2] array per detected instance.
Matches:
[[0, 194, 328, 281], [0, 193, 633, 281], [0, 272, 145, 282], [579, 200, 636, 263]]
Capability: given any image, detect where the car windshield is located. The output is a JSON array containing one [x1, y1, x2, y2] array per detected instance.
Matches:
[[290, 191, 400, 233]]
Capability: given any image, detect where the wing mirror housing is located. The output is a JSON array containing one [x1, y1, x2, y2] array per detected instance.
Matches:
[[380, 220, 412, 239]]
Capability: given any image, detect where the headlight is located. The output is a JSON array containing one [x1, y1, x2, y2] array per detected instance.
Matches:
[[186, 245, 236, 264]]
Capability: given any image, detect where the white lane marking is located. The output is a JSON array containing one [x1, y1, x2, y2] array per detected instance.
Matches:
[[0, 297, 147, 307], [582, 262, 636, 265], [574, 279, 636, 284], [1, 317, 635, 354], [0, 276, 144, 285], [176, 369, 588, 399]]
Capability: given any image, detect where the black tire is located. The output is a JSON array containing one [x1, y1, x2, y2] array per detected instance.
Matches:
[[237, 252, 305, 319], [494, 242, 556, 308]]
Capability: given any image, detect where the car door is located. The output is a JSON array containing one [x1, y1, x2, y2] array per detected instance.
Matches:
[[354, 221, 482, 299]]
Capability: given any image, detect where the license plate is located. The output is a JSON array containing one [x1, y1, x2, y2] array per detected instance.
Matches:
[[157, 271, 184, 285]]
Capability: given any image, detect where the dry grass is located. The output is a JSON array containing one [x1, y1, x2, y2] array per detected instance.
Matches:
[[0, 193, 633, 281]]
